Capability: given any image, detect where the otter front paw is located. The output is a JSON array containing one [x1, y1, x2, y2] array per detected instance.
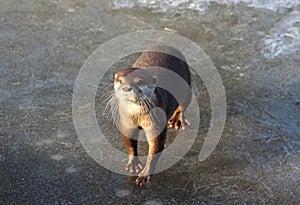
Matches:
[[125, 156, 143, 174], [168, 107, 191, 130], [135, 174, 151, 187]]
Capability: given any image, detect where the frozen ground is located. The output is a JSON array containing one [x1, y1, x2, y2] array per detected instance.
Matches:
[[1, 0, 299, 204]]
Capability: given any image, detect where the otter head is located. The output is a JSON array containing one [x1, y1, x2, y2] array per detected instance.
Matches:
[[114, 68, 157, 113]]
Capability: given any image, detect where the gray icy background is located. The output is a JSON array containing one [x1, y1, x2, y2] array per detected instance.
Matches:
[[1, 0, 299, 204]]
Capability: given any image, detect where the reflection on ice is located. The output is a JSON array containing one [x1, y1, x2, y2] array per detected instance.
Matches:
[[113, 0, 300, 12], [263, 10, 300, 59]]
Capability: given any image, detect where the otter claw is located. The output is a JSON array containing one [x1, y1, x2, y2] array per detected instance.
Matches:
[[125, 158, 143, 174], [136, 175, 151, 187], [168, 109, 191, 130], [180, 118, 191, 130]]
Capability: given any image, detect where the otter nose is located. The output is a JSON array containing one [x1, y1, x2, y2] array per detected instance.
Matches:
[[122, 86, 132, 92], [137, 89, 143, 96]]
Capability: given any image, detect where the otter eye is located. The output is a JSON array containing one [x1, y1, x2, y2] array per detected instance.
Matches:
[[137, 79, 145, 86], [118, 79, 123, 84]]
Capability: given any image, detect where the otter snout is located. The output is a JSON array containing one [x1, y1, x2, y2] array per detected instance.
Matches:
[[122, 86, 132, 92], [122, 86, 143, 101]]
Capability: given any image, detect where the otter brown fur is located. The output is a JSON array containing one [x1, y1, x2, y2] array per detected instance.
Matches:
[[113, 45, 191, 186]]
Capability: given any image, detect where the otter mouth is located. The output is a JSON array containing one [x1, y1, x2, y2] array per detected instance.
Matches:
[[126, 99, 138, 103], [123, 96, 147, 106], [121, 92, 144, 103], [127, 98, 145, 105], [117, 90, 155, 110], [122, 95, 139, 103]]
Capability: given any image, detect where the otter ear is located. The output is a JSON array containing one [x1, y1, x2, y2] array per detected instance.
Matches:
[[114, 73, 118, 80], [114, 73, 122, 82], [148, 76, 157, 92], [152, 76, 158, 85]]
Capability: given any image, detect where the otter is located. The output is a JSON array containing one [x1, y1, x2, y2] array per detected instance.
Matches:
[[113, 45, 191, 186]]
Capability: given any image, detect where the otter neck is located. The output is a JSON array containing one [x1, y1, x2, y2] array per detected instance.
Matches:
[[119, 100, 154, 128]]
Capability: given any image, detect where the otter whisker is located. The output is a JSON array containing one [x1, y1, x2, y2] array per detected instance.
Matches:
[[144, 95, 166, 130], [142, 96, 151, 113], [100, 90, 114, 103], [103, 92, 116, 115], [101, 91, 114, 102], [110, 95, 120, 127], [99, 86, 121, 128], [104, 93, 116, 110], [144, 95, 155, 110], [99, 83, 114, 101], [142, 95, 159, 127]]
